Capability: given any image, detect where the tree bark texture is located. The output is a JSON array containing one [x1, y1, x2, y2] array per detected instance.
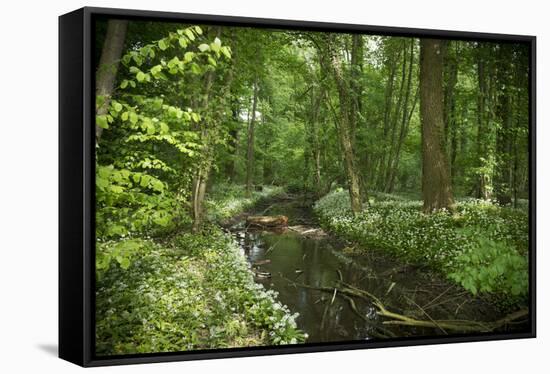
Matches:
[[420, 39, 454, 213], [95, 20, 128, 140], [246, 80, 259, 197], [326, 36, 363, 213]]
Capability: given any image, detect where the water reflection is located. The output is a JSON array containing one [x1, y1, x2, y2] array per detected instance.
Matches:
[[231, 199, 513, 342]]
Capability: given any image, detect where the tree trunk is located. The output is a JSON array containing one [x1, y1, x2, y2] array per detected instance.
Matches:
[[307, 85, 323, 195], [190, 68, 214, 232], [420, 39, 454, 213], [191, 160, 211, 232], [325, 36, 363, 213], [387, 39, 416, 192], [376, 46, 402, 190], [191, 27, 226, 231], [247, 215, 289, 228], [384, 40, 408, 192], [475, 47, 491, 199], [495, 46, 513, 205], [95, 20, 128, 141], [443, 42, 459, 179], [349, 34, 363, 142], [246, 80, 259, 197], [225, 103, 239, 181]]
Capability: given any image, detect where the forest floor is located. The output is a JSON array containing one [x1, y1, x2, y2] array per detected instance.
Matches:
[[314, 189, 529, 302], [230, 193, 529, 342], [95, 186, 530, 355], [95, 185, 306, 356]]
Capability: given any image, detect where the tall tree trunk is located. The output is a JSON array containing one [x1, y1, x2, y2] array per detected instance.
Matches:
[[495, 46, 513, 205], [191, 26, 230, 232], [420, 39, 454, 213], [191, 159, 211, 232], [387, 39, 416, 192], [225, 103, 239, 181], [325, 36, 363, 213], [95, 20, 128, 141], [191, 68, 215, 232], [475, 47, 491, 199], [384, 40, 408, 191], [246, 80, 259, 197], [443, 42, 459, 179], [307, 86, 323, 195], [376, 49, 399, 189], [349, 34, 363, 142]]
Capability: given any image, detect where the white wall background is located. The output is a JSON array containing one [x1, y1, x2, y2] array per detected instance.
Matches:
[[0, 0, 546, 372]]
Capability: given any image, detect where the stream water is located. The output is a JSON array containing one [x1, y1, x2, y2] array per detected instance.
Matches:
[[229, 195, 522, 342]]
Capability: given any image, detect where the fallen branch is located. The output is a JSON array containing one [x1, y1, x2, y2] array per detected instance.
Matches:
[[279, 275, 528, 334]]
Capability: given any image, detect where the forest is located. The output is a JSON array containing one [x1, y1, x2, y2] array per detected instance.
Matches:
[[94, 18, 530, 355]]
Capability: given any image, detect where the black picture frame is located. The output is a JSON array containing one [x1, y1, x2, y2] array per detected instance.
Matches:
[[59, 6, 536, 367]]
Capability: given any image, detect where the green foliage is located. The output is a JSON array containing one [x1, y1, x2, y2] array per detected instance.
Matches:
[[204, 184, 284, 221], [96, 24, 232, 256], [448, 230, 528, 296], [93, 19, 530, 353], [314, 190, 528, 297], [95, 164, 185, 241], [96, 239, 147, 276], [96, 228, 306, 355]]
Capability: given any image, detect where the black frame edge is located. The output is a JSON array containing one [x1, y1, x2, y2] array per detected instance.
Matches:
[[59, 7, 86, 367], [82, 6, 535, 42], [529, 36, 536, 338]]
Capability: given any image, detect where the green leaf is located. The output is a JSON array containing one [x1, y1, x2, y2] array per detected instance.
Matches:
[[121, 112, 129, 121], [184, 29, 195, 41], [119, 257, 131, 270], [136, 71, 146, 82], [96, 115, 109, 129], [178, 37, 187, 48], [96, 95, 106, 108], [198, 44, 210, 52], [96, 176, 109, 190], [151, 179, 164, 192], [120, 80, 128, 89], [184, 52, 194, 62], [211, 37, 222, 53], [158, 39, 168, 51], [190, 63, 201, 75], [194, 25, 203, 35], [221, 46, 232, 59], [140, 175, 151, 187], [113, 102, 123, 112], [151, 65, 162, 75], [129, 112, 138, 125], [132, 54, 143, 66]]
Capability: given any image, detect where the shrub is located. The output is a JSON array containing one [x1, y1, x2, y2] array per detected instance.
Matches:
[[314, 190, 529, 297], [96, 227, 305, 355]]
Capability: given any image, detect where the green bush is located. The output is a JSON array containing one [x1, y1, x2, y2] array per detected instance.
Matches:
[[96, 226, 305, 355], [448, 229, 528, 296], [314, 189, 529, 297]]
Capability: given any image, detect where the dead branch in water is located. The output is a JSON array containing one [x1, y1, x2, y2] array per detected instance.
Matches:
[[279, 274, 528, 334]]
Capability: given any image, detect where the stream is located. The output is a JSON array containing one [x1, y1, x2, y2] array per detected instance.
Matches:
[[229, 194, 521, 342]]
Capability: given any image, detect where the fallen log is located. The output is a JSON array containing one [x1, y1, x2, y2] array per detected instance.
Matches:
[[247, 215, 288, 228], [252, 259, 271, 266], [288, 225, 327, 238]]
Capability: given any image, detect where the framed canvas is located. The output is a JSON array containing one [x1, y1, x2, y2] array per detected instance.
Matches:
[[59, 6, 536, 367]]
